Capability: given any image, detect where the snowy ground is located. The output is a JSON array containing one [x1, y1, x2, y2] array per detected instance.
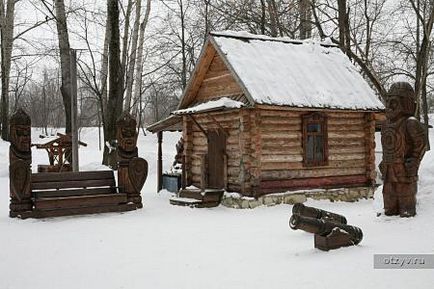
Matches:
[[1, 127, 433, 289]]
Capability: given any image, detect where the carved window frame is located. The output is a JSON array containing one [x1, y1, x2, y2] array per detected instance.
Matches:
[[302, 112, 328, 167]]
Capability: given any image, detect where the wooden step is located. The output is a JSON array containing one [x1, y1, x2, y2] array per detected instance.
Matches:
[[202, 189, 224, 203], [170, 197, 203, 207], [169, 197, 220, 208], [34, 194, 127, 210], [30, 203, 138, 218], [178, 189, 203, 200]]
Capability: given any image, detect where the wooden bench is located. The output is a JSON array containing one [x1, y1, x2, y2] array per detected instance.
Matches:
[[29, 170, 136, 218]]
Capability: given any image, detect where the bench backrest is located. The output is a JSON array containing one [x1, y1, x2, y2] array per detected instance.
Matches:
[[32, 170, 116, 191]]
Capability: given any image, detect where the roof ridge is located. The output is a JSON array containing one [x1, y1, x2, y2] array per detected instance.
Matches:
[[210, 30, 338, 48]]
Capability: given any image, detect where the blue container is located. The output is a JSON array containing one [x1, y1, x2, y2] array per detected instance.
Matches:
[[162, 173, 181, 193]]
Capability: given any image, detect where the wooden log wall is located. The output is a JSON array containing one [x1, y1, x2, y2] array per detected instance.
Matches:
[[184, 110, 250, 193], [258, 108, 372, 195], [195, 54, 244, 103]]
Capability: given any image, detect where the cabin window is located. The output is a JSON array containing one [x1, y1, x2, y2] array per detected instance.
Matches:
[[302, 112, 328, 167]]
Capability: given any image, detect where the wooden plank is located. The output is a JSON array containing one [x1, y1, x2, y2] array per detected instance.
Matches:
[[32, 178, 115, 190], [31, 170, 114, 183], [34, 193, 127, 210], [31, 203, 137, 218], [259, 175, 369, 194], [34, 187, 116, 198]]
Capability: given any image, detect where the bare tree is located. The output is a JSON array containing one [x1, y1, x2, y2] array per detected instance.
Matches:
[[132, 0, 152, 116], [104, 0, 124, 167], [52, 0, 73, 134], [0, 0, 16, 140]]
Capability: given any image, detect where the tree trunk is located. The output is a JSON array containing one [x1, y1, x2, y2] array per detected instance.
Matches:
[[100, 12, 111, 124], [267, 0, 278, 37], [411, 0, 434, 150], [180, 0, 187, 89], [54, 0, 72, 134], [124, 0, 142, 112], [132, 0, 151, 117], [120, 0, 134, 99], [103, 0, 124, 167], [299, 0, 312, 39], [0, 0, 15, 140]]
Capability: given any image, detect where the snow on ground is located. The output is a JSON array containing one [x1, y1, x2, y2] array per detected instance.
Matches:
[[1, 127, 434, 289]]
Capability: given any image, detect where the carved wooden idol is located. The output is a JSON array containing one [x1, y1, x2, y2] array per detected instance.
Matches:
[[380, 82, 426, 217], [9, 108, 33, 217], [116, 113, 148, 208]]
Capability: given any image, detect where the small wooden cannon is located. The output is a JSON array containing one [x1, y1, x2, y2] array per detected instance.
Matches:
[[289, 205, 363, 251], [292, 203, 347, 224]]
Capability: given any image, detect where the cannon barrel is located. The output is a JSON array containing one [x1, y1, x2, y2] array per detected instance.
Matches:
[[289, 214, 363, 245], [292, 203, 347, 224]]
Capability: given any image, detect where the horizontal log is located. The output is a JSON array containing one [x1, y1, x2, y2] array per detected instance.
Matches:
[[260, 117, 302, 126], [260, 158, 368, 171], [259, 110, 302, 117], [259, 175, 369, 193], [259, 125, 301, 133], [34, 193, 127, 210], [328, 154, 366, 161], [261, 147, 303, 155], [261, 155, 303, 162], [328, 138, 365, 146], [261, 167, 366, 180], [328, 147, 366, 154], [327, 118, 365, 126], [261, 132, 301, 140], [327, 125, 365, 132], [328, 131, 366, 138]]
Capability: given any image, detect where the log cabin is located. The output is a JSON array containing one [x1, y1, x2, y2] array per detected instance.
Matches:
[[148, 31, 385, 199]]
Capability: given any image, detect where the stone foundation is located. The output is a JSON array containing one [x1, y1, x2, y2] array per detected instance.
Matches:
[[221, 186, 375, 209]]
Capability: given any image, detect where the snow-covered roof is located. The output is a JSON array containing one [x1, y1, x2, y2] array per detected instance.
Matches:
[[173, 97, 244, 115], [210, 31, 384, 111]]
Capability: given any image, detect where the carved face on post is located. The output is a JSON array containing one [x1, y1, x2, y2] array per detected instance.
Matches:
[[116, 113, 138, 152], [385, 82, 416, 122], [10, 109, 31, 153]]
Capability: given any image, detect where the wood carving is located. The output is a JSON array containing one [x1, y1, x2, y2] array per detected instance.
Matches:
[[128, 157, 148, 194], [116, 113, 147, 208], [116, 113, 138, 161], [380, 82, 426, 217], [9, 108, 33, 217]]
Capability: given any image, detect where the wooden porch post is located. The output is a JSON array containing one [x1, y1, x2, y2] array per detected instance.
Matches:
[[157, 131, 163, 192]]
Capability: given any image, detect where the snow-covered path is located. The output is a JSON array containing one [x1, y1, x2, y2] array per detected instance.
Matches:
[[0, 128, 433, 289]]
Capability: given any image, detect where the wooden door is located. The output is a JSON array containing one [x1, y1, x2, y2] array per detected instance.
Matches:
[[207, 130, 226, 189]]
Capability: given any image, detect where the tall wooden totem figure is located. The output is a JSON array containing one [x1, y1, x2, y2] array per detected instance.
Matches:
[[116, 113, 148, 208], [9, 109, 33, 217], [380, 82, 426, 217]]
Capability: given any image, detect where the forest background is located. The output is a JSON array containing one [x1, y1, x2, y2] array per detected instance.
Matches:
[[0, 0, 433, 165]]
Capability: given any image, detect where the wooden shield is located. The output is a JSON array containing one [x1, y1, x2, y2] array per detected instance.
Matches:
[[10, 159, 30, 201], [128, 157, 148, 193]]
